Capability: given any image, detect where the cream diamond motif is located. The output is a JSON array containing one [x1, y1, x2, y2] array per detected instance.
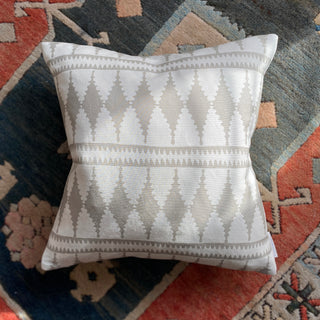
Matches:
[[133, 74, 155, 143], [82, 73, 104, 138], [190, 170, 214, 241], [85, 169, 106, 238], [186, 71, 211, 144], [163, 169, 187, 240], [135, 168, 160, 238], [159, 73, 183, 145], [108, 168, 134, 237], [68, 174, 83, 237], [106, 72, 130, 142]]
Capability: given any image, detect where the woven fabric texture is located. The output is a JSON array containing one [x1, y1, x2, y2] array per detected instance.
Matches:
[[41, 35, 278, 273]]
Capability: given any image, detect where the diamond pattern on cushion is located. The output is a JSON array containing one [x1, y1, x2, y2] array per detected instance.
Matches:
[[41, 35, 278, 274]]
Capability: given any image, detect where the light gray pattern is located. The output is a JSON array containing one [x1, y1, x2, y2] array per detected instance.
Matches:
[[55, 77, 68, 124], [108, 168, 133, 237], [158, 72, 183, 144], [66, 72, 80, 140], [163, 169, 187, 240], [190, 170, 214, 241], [41, 35, 279, 274], [105, 71, 129, 142], [135, 168, 160, 238], [132, 74, 155, 143], [70, 144, 251, 168], [68, 173, 83, 237], [82, 73, 103, 138], [55, 184, 68, 233], [239, 183, 256, 241], [187, 72, 211, 144], [237, 72, 253, 141], [217, 172, 239, 241], [211, 73, 235, 143], [46, 232, 272, 260], [70, 143, 250, 154], [73, 158, 251, 168], [47, 52, 273, 76], [84, 169, 105, 237]]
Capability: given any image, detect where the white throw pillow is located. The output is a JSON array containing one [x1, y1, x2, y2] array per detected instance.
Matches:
[[41, 34, 278, 274]]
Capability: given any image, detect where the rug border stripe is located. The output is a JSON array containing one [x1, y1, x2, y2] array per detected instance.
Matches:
[[0, 283, 31, 320], [124, 262, 188, 320]]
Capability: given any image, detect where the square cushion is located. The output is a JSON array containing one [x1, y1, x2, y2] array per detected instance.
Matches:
[[41, 34, 278, 274]]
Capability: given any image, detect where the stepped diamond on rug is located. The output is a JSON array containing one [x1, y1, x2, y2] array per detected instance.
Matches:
[[0, 0, 319, 319]]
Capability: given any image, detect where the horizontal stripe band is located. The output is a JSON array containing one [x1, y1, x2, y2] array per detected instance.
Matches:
[[70, 143, 251, 168], [47, 232, 272, 260], [48, 51, 271, 76]]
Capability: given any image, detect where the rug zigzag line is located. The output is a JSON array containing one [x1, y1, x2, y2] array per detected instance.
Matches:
[[0, 283, 31, 320], [140, 0, 245, 56], [0, 44, 43, 105], [124, 262, 188, 320], [0, 0, 89, 105], [139, 0, 193, 56], [191, 0, 245, 40], [0, 8, 56, 105], [271, 113, 320, 176]]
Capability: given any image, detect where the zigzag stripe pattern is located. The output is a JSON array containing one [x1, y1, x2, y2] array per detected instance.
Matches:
[[47, 52, 271, 76], [70, 144, 250, 167], [47, 232, 272, 260]]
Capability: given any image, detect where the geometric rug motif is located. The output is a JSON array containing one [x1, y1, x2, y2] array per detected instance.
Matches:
[[0, 0, 319, 319]]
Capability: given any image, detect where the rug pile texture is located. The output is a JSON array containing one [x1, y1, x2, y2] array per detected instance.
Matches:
[[0, 1, 319, 319]]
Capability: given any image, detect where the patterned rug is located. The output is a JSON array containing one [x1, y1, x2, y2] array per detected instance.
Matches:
[[0, 0, 319, 319]]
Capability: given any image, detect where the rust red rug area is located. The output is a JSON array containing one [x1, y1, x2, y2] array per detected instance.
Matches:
[[0, 1, 319, 319]]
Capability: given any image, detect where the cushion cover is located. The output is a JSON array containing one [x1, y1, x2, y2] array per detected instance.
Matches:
[[41, 34, 278, 274]]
